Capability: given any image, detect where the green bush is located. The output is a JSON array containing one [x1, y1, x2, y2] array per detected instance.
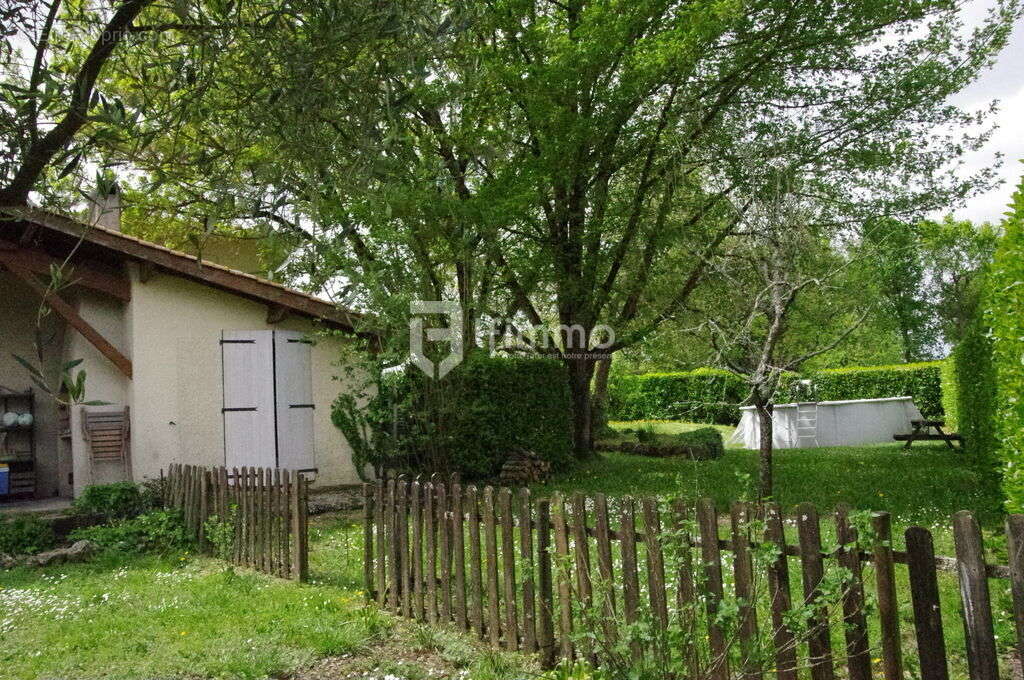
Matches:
[[72, 482, 154, 521], [802, 362, 945, 418], [943, 308, 997, 460], [989, 174, 1024, 511], [676, 427, 725, 459], [0, 514, 56, 555], [608, 363, 945, 424], [607, 368, 748, 424], [334, 353, 573, 479], [69, 509, 193, 554]]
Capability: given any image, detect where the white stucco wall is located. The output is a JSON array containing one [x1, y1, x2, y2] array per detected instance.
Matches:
[[125, 265, 364, 487], [65, 288, 131, 494]]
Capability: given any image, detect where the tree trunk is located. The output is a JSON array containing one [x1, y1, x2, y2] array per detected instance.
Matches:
[[590, 357, 612, 444], [566, 357, 596, 460], [754, 399, 774, 500]]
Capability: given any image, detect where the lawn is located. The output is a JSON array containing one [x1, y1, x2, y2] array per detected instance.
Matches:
[[0, 514, 535, 680], [538, 420, 1005, 542]]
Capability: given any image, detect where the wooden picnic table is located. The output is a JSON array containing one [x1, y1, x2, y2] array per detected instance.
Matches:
[[893, 419, 962, 449]]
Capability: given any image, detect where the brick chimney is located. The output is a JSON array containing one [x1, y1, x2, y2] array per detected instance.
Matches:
[[88, 183, 121, 231]]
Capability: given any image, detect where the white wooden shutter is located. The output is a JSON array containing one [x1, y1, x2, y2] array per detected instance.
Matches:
[[221, 330, 277, 469], [273, 330, 315, 470]]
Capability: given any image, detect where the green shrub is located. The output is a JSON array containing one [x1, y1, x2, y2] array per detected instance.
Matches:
[[944, 308, 997, 460], [0, 514, 56, 555], [72, 482, 153, 521], [676, 426, 725, 459], [607, 368, 748, 424], [804, 361, 945, 418], [989, 173, 1024, 511], [608, 363, 945, 424], [69, 509, 193, 554], [334, 352, 573, 479]]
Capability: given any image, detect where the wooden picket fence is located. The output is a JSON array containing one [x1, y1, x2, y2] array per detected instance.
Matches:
[[364, 476, 1024, 678], [165, 463, 309, 581]]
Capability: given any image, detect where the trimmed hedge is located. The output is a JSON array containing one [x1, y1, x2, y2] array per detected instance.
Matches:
[[335, 353, 573, 480], [989, 175, 1024, 511], [607, 368, 747, 424], [609, 362, 946, 425], [942, 306, 997, 459], [805, 362, 945, 418]]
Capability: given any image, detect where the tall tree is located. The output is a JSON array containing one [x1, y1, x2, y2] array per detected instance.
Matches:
[[100, 0, 1018, 459]]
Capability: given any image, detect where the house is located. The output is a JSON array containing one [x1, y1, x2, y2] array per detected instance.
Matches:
[[1, 199, 370, 500]]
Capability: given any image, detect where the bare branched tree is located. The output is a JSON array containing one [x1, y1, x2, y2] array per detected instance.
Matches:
[[704, 169, 868, 500]]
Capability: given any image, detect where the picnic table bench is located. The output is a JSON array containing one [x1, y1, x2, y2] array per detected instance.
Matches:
[[893, 419, 962, 449]]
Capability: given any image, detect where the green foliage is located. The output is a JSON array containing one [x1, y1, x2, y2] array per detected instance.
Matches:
[[607, 368, 748, 424], [0, 514, 56, 555], [69, 509, 194, 555], [72, 482, 153, 522], [204, 508, 238, 561], [988, 172, 1024, 511], [676, 427, 726, 459], [610, 362, 946, 424], [943, 305, 997, 460], [799, 362, 945, 418], [333, 353, 572, 479]]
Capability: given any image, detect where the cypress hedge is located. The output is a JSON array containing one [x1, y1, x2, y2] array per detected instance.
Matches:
[[988, 175, 1024, 511], [806, 362, 945, 418], [607, 368, 748, 424], [609, 361, 947, 426]]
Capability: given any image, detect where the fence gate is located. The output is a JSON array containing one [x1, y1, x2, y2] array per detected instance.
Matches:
[[164, 463, 309, 581], [364, 476, 1023, 676]]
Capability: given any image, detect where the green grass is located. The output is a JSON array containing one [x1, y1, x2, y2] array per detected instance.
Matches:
[[542, 420, 1004, 539], [0, 515, 535, 680]]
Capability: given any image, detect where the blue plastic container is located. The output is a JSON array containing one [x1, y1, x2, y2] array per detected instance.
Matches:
[[0, 465, 9, 496]]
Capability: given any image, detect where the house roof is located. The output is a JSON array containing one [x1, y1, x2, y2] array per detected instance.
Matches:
[[0, 206, 365, 334]]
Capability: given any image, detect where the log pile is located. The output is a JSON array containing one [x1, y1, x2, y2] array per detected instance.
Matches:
[[498, 448, 551, 485]]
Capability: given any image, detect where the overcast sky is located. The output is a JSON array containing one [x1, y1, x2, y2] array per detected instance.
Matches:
[[948, 0, 1024, 224]]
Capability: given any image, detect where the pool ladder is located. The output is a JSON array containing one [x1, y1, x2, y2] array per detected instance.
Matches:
[[795, 402, 819, 447]]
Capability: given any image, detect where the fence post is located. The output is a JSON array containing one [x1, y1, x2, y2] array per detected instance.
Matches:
[[467, 485, 484, 639], [519, 488, 537, 653], [425, 481, 438, 624], [731, 501, 761, 680], [411, 480, 424, 621], [438, 483, 451, 622], [763, 502, 797, 680], [363, 483, 374, 600], [795, 502, 835, 680], [835, 505, 871, 680], [952, 511, 999, 680], [573, 493, 595, 663], [452, 480, 467, 630], [483, 486, 501, 649], [697, 497, 729, 680], [671, 499, 698, 680], [1005, 514, 1024, 674], [500, 488, 520, 650], [399, 478, 411, 618], [872, 511, 903, 680], [552, 492, 573, 660], [906, 526, 950, 680], [594, 493, 618, 649], [290, 473, 308, 582], [536, 498, 556, 670]]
